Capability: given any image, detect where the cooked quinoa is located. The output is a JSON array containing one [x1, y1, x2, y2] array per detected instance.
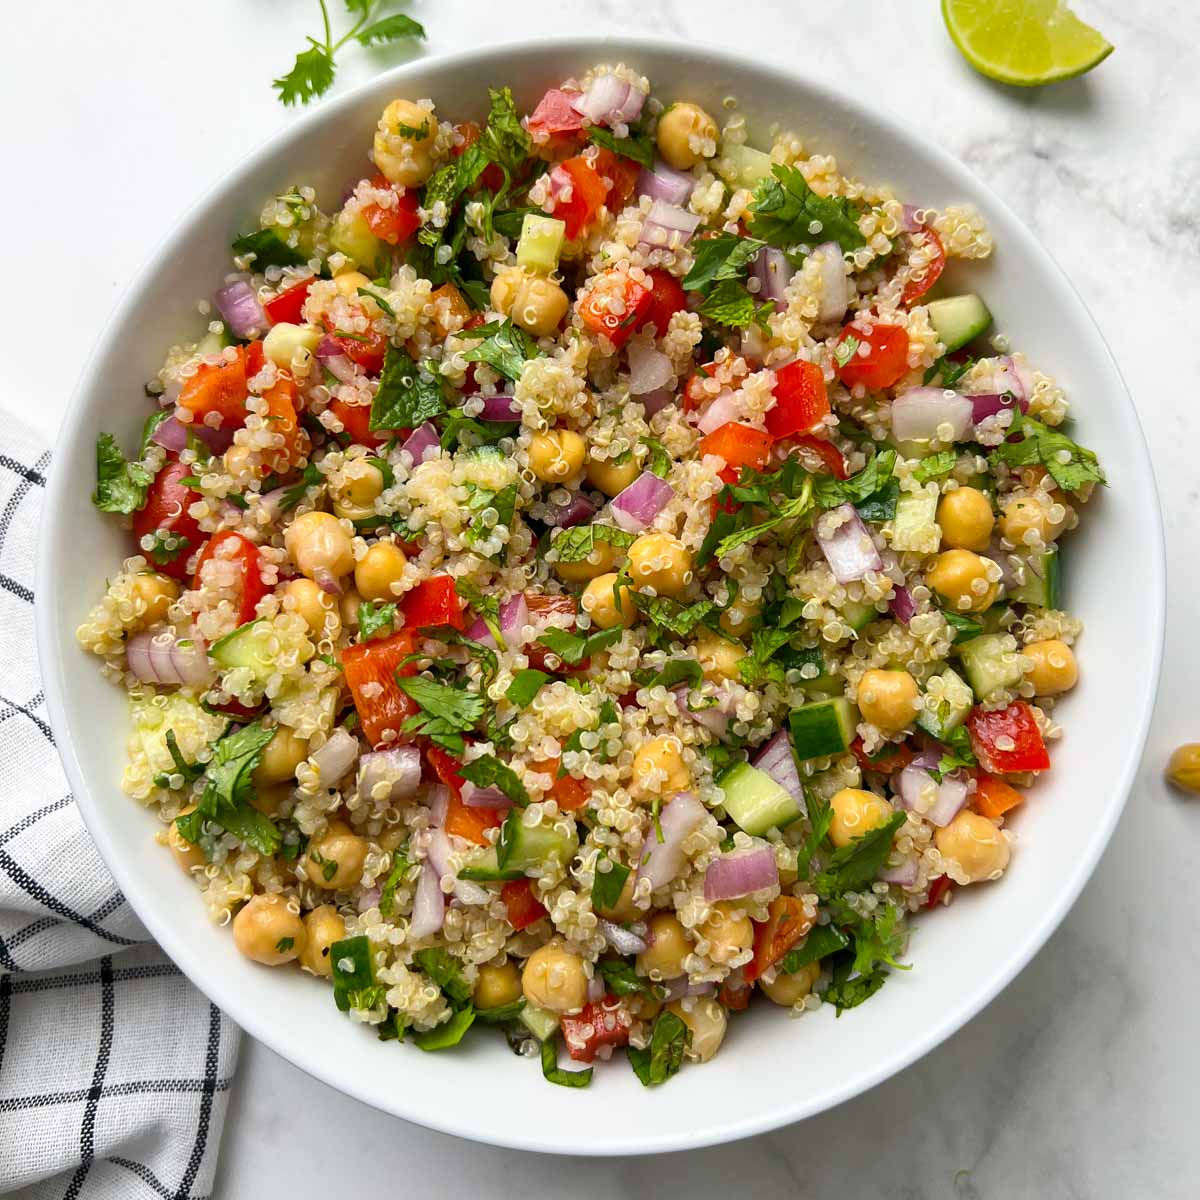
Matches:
[[79, 66, 1104, 1086]]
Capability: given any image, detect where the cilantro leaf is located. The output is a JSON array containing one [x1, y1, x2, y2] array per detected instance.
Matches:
[[378, 844, 411, 917], [397, 676, 486, 753], [924, 355, 975, 387], [273, 462, 322, 512], [779, 924, 850, 973], [464, 481, 518, 546], [272, 42, 336, 107], [682, 234, 766, 292], [815, 811, 907, 895], [355, 13, 425, 45], [587, 125, 655, 169], [454, 579, 504, 647], [551, 523, 636, 564], [479, 87, 531, 177], [989, 411, 1104, 492], [92, 433, 152, 515], [812, 449, 897, 510], [628, 593, 716, 638], [641, 437, 672, 479], [459, 318, 541, 382], [541, 1037, 593, 1088], [795, 786, 832, 878], [697, 279, 774, 330], [748, 164, 866, 254], [370, 345, 445, 430], [357, 601, 396, 641], [854, 477, 899, 523], [737, 628, 795, 688], [713, 481, 814, 559], [535, 627, 622, 667], [460, 757, 530, 807], [637, 659, 704, 691], [627, 1010, 690, 1086], [823, 955, 887, 1015], [153, 730, 205, 790], [912, 450, 958, 483], [506, 669, 550, 707], [412, 947, 473, 1006], [591, 856, 632, 913]]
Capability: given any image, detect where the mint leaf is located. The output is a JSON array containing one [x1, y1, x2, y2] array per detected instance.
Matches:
[[682, 234, 767, 291], [412, 947, 473, 1006], [697, 279, 774, 329], [628, 593, 716, 638], [541, 1037, 593, 1088], [460, 756, 530, 807], [459, 318, 541, 382], [748, 164, 866, 254], [627, 1010, 690, 1086], [551, 523, 636, 564], [413, 1007, 476, 1050], [587, 125, 654, 169], [370, 345, 445, 430], [357, 601, 396, 641]]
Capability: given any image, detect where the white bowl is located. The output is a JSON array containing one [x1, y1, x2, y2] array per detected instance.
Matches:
[[37, 36, 1164, 1155]]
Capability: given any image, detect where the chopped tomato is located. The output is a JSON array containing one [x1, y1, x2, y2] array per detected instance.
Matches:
[[131, 460, 207, 581], [794, 436, 849, 480], [328, 398, 389, 448], [191, 531, 268, 628], [578, 272, 652, 350], [966, 701, 1051, 774], [532, 756, 590, 811], [260, 370, 307, 470], [361, 174, 423, 245], [263, 279, 313, 326], [765, 359, 829, 438], [177, 348, 249, 427], [683, 362, 721, 413], [640, 269, 689, 336], [426, 746, 505, 845], [709, 487, 743, 523], [698, 423, 774, 478], [745, 896, 814, 983], [561, 997, 634, 1063], [851, 736, 914, 775], [551, 151, 614, 241], [925, 874, 952, 909], [524, 593, 577, 619], [834, 322, 910, 391], [501, 879, 547, 931], [605, 154, 641, 206], [429, 282, 473, 339], [523, 593, 589, 673], [400, 575, 466, 631], [526, 89, 585, 139], [718, 979, 752, 1011], [901, 225, 947, 306], [973, 775, 1026, 820], [341, 630, 419, 749], [322, 315, 388, 375]]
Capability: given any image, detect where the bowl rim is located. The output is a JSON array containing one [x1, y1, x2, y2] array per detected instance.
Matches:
[[36, 33, 1166, 1155]]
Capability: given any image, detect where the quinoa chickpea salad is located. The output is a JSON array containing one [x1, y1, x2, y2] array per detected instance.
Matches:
[[78, 65, 1105, 1087]]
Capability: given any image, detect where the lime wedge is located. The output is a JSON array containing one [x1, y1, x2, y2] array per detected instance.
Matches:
[[942, 0, 1113, 86]]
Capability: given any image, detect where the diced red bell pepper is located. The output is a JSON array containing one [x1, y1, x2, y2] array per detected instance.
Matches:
[[561, 997, 634, 1063], [264, 279, 313, 326], [683, 362, 721, 413], [765, 359, 830, 439], [794, 435, 849, 480], [131, 459, 207, 581], [698, 422, 774, 478], [426, 746, 504, 845], [834, 322, 910, 391], [578, 272, 652, 350], [322, 315, 388, 375], [851, 736, 914, 775], [552, 151, 615, 241], [361, 174, 423, 245], [925, 874, 952, 909], [526, 90, 586, 138], [400, 575, 466, 631], [531, 755, 590, 811], [744, 895, 814, 983], [341, 630, 419, 749], [966, 702, 1051, 774], [501, 879, 547, 931], [640, 269, 689, 336], [429, 283, 473, 339], [177, 349, 249, 427], [973, 774, 1026, 820], [191, 531, 268, 628], [901, 225, 947, 306], [327, 398, 389, 448]]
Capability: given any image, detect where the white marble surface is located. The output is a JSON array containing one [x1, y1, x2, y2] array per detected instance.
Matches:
[[4, 0, 1197, 1194]]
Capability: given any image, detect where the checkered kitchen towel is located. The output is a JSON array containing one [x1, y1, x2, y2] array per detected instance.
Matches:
[[0, 416, 240, 1198]]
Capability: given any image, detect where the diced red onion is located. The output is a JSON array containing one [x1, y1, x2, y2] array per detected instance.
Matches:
[[696, 390, 740, 436], [703, 845, 779, 901], [672, 685, 738, 740], [969, 393, 1025, 426], [660, 976, 716, 1001], [587, 975, 606, 1003], [598, 918, 647, 956], [571, 73, 642, 126], [427, 783, 450, 828], [462, 781, 513, 809], [479, 394, 519, 422], [816, 504, 883, 583], [546, 492, 598, 529], [151, 415, 234, 456], [309, 727, 359, 785], [214, 281, 268, 341], [985, 538, 1024, 591], [893, 762, 970, 827], [501, 593, 530, 641], [313, 569, 342, 597], [639, 387, 676, 417], [750, 247, 791, 313], [425, 828, 452, 877], [357, 746, 422, 801], [965, 356, 1033, 404], [751, 728, 804, 804], [635, 792, 708, 892], [891, 388, 974, 443], [636, 160, 694, 207], [610, 472, 674, 533], [357, 886, 382, 912], [879, 857, 919, 886], [401, 422, 440, 464], [409, 862, 444, 939], [316, 336, 358, 384], [639, 201, 702, 250], [811, 242, 850, 325], [628, 341, 674, 393], [889, 584, 917, 625], [126, 630, 214, 689], [253, 487, 287, 524]]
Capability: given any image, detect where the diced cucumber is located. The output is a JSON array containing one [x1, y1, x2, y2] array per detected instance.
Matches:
[[330, 207, 384, 270], [891, 494, 940, 553], [197, 325, 233, 356], [519, 1004, 560, 1042], [916, 666, 974, 741], [926, 294, 993, 353], [723, 143, 774, 189], [457, 847, 523, 882], [516, 214, 565, 274], [209, 619, 274, 685], [842, 600, 878, 632], [789, 697, 858, 761], [956, 633, 1024, 701], [497, 810, 579, 874], [718, 762, 803, 836], [1009, 549, 1061, 608]]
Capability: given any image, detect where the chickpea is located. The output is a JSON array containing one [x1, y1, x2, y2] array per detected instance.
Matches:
[[331, 460, 385, 522], [935, 811, 1010, 884], [298, 905, 346, 977], [761, 962, 821, 1007], [581, 572, 636, 629], [635, 914, 691, 979], [280, 578, 341, 641], [594, 869, 639, 922], [627, 533, 692, 598], [250, 783, 291, 818], [556, 540, 617, 584], [222, 443, 259, 486], [630, 735, 691, 801], [475, 962, 522, 1010], [720, 599, 760, 638], [695, 628, 746, 683], [656, 102, 719, 170], [306, 819, 368, 891], [354, 541, 407, 602], [284, 511, 355, 583], [586, 454, 641, 497], [332, 270, 371, 299], [252, 726, 309, 787], [521, 942, 589, 1014], [698, 902, 753, 965], [339, 587, 363, 629], [373, 98, 438, 187], [1000, 495, 1066, 548], [1023, 639, 1078, 696], [1166, 744, 1200, 794], [490, 267, 569, 337], [167, 805, 206, 872], [130, 572, 178, 629], [828, 788, 895, 849], [925, 548, 998, 613], [232, 894, 307, 966], [629, 993, 663, 1023], [937, 486, 995, 552], [262, 321, 321, 371], [527, 429, 586, 483], [667, 996, 727, 1063], [857, 668, 919, 733]]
